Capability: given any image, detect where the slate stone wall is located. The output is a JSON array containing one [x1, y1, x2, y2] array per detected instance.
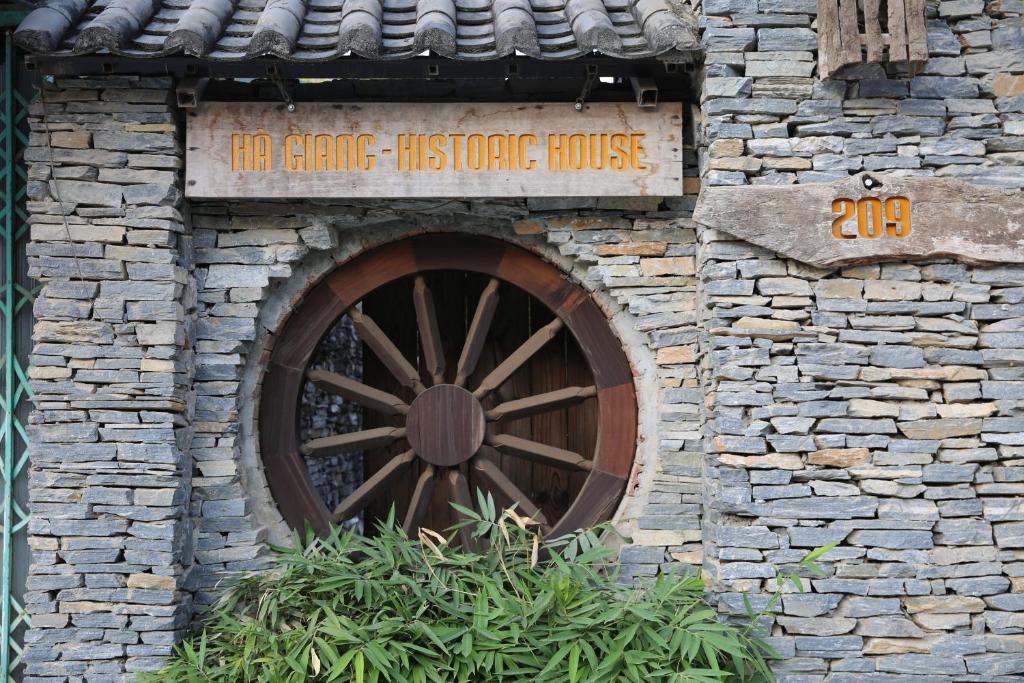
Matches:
[[20, 74, 706, 680], [191, 196, 703, 579], [21, 61, 1024, 683], [700, 0, 1023, 189], [23, 76, 195, 680], [695, 1, 1024, 678], [697, 231, 1024, 680]]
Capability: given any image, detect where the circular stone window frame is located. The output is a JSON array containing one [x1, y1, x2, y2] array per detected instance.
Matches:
[[258, 233, 639, 538]]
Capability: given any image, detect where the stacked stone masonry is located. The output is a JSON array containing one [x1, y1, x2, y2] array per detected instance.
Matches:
[[698, 234, 1024, 681], [17, 1, 1024, 675], [23, 77, 195, 681], [701, 0, 1024, 189]]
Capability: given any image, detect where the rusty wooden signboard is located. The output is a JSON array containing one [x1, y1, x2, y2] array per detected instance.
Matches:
[[185, 102, 683, 199]]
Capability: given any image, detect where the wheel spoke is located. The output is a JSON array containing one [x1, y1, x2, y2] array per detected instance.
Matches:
[[486, 385, 597, 422], [332, 450, 416, 522], [300, 426, 406, 458], [413, 276, 446, 385], [487, 433, 593, 471], [350, 307, 427, 395], [447, 469, 477, 550], [472, 453, 549, 527], [455, 278, 500, 387], [307, 369, 409, 416], [403, 464, 436, 533], [472, 317, 564, 400]]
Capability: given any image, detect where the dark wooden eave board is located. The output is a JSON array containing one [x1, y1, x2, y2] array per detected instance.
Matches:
[[26, 53, 696, 85]]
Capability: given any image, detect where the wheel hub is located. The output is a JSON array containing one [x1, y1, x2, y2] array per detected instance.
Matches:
[[406, 384, 485, 467]]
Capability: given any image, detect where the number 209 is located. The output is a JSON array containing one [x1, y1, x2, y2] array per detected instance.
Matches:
[[831, 196, 911, 240]]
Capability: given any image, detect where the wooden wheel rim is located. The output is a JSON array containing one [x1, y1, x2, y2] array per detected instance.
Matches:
[[260, 234, 638, 538]]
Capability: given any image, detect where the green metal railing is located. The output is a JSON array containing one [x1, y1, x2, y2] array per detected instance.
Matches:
[[0, 26, 33, 683]]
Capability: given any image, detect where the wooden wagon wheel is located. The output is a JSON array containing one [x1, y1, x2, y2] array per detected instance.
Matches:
[[260, 234, 637, 539]]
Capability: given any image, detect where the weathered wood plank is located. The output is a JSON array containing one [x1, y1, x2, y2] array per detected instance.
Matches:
[[487, 433, 593, 471], [693, 173, 1024, 268], [904, 0, 929, 65], [413, 276, 445, 385], [186, 102, 683, 198], [473, 318, 563, 400], [816, 0, 846, 79], [863, 0, 883, 63], [837, 0, 861, 65], [455, 278, 500, 388], [888, 0, 909, 62]]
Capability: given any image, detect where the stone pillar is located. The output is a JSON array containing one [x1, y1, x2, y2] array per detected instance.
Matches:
[[22, 75, 194, 681]]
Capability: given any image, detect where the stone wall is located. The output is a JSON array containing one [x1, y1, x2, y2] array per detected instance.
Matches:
[[698, 235, 1024, 679], [701, 0, 1023, 189], [190, 196, 703, 580], [23, 76, 195, 680], [695, 0, 1024, 678], [20, 49, 1024, 683], [20, 73, 708, 680]]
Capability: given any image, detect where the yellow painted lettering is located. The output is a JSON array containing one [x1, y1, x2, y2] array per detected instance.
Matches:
[[253, 130, 271, 171], [449, 134, 464, 171], [285, 134, 303, 172], [428, 134, 446, 171], [630, 133, 648, 170], [610, 134, 629, 170], [314, 134, 334, 171], [519, 134, 537, 170], [358, 134, 375, 171], [467, 134, 486, 170]]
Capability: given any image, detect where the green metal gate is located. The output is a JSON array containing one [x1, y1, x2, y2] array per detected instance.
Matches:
[[0, 22, 34, 683]]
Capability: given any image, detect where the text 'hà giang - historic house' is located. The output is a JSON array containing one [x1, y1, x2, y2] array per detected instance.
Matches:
[[0, 0, 1019, 678]]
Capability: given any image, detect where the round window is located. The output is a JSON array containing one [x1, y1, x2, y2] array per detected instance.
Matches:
[[259, 234, 637, 539]]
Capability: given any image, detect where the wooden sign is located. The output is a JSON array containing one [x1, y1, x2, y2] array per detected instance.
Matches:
[[185, 102, 683, 199], [693, 173, 1024, 267]]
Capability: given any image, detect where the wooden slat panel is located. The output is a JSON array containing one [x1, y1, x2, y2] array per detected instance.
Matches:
[[816, 0, 845, 79], [837, 0, 861, 64], [863, 0, 883, 63], [888, 0, 908, 62], [529, 319, 572, 524], [904, 0, 929, 65]]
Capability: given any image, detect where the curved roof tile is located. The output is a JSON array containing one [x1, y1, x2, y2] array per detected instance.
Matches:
[[14, 0, 699, 60]]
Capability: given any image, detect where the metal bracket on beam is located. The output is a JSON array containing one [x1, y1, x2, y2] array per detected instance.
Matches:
[[574, 64, 599, 111], [267, 65, 296, 112], [630, 76, 658, 107], [176, 77, 209, 108]]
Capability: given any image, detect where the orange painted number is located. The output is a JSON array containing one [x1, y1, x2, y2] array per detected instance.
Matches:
[[831, 198, 856, 239], [858, 196, 884, 239], [885, 196, 911, 237], [832, 196, 911, 240]]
